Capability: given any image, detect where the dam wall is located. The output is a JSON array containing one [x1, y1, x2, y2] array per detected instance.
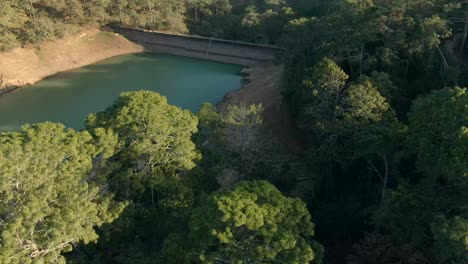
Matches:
[[112, 27, 283, 66]]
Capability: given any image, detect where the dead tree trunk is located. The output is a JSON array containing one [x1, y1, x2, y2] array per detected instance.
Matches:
[[460, 20, 468, 59], [0, 73, 5, 89]]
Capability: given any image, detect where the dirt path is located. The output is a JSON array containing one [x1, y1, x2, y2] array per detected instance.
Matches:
[[0, 29, 143, 90], [218, 62, 302, 152]]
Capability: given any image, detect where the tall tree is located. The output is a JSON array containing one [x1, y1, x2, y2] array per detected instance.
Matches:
[[73, 91, 200, 264], [0, 123, 125, 264], [187, 180, 324, 264], [301, 57, 349, 138], [86, 90, 199, 204], [407, 87, 467, 183]]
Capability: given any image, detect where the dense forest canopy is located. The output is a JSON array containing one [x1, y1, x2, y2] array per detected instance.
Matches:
[[0, 0, 467, 264]]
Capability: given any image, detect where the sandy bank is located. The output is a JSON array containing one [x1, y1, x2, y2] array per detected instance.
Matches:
[[0, 29, 143, 92]]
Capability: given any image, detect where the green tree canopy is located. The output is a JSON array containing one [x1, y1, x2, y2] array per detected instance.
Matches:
[[64, 91, 201, 264], [0, 123, 125, 264], [431, 215, 468, 262], [407, 87, 468, 183], [301, 57, 349, 134], [0, 0, 27, 50], [85, 91, 199, 209], [188, 180, 323, 264], [87, 90, 199, 175], [343, 79, 394, 126]]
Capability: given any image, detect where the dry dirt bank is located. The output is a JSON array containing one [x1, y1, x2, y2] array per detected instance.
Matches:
[[218, 62, 302, 151], [0, 29, 143, 93]]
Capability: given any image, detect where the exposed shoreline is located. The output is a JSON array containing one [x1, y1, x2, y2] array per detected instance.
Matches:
[[0, 29, 143, 92], [0, 30, 297, 150]]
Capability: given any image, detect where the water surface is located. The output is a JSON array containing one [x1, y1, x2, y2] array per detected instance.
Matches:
[[0, 53, 242, 131]]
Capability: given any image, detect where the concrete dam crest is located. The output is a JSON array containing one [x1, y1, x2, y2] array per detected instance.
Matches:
[[112, 27, 284, 66]]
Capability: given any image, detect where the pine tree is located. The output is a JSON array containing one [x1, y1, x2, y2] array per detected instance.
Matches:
[[0, 123, 126, 264]]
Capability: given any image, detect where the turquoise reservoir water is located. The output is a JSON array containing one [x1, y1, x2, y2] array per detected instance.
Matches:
[[0, 53, 242, 131]]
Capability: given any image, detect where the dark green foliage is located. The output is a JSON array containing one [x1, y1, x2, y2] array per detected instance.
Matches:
[[188, 180, 323, 263], [370, 88, 468, 264], [274, 2, 468, 262], [348, 233, 429, 264], [1, 0, 468, 263], [407, 87, 467, 183], [0, 0, 188, 51], [431, 215, 468, 263], [186, 0, 295, 43]]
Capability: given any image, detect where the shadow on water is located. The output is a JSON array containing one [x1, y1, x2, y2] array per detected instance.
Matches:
[[0, 53, 242, 131]]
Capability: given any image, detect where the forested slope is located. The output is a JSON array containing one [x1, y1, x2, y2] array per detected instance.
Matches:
[[0, 1, 467, 264]]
